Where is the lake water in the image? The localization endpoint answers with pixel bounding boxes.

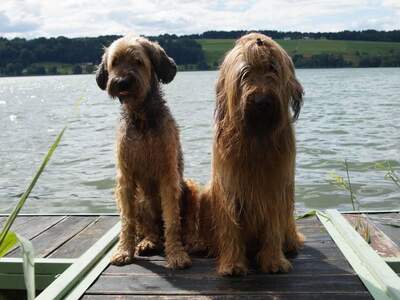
[0,69,399,214]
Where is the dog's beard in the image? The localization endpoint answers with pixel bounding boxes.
[107,72,148,104]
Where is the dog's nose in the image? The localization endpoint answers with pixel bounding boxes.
[116,77,131,91]
[253,94,272,104]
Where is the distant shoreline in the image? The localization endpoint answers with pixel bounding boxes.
[1,33,400,76]
[2,65,400,79]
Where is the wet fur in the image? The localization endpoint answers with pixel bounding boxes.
[193,33,305,275]
[96,35,191,269]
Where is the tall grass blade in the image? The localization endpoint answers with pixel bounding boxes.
[0,126,66,247]
[344,159,356,210]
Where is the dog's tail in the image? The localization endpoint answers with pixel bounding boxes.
[180,179,212,254]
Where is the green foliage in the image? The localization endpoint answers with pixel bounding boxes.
[327,160,372,243]
[328,160,358,211]
[296,210,318,220]
[375,161,400,188]
[1,32,400,76]
[296,209,328,220]
[197,38,400,69]
[0,231,17,257]
[72,64,82,74]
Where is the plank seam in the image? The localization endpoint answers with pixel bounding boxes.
[44,216,102,258]
[6,215,68,256]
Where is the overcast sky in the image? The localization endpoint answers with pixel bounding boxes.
[1,0,399,39]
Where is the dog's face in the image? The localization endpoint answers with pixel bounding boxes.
[216,33,303,135]
[96,35,177,104]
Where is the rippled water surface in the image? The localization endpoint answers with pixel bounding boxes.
[0,69,399,213]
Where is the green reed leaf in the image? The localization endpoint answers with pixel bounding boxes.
[0,231,17,257]
[296,210,318,220]
[0,126,67,247]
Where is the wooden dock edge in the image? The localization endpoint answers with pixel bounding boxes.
[318,209,400,300]
[35,221,120,300]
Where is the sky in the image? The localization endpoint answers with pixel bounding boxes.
[0,0,399,39]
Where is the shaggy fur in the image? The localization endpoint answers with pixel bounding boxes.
[206,33,305,275]
[96,35,192,269]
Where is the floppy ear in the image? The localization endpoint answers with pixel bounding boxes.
[141,38,177,84]
[286,58,304,121]
[96,52,108,90]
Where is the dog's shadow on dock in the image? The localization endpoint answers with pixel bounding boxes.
[105,243,357,295]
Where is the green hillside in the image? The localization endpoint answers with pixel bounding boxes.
[197,39,400,67]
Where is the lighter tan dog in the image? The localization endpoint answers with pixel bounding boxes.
[96,35,192,269]
[206,33,305,276]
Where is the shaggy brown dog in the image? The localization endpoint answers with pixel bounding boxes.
[207,32,305,276]
[96,35,191,269]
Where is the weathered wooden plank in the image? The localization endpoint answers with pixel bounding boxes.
[8,216,97,258]
[86,274,367,295]
[4,216,66,257]
[345,214,400,258]
[367,213,400,246]
[104,257,354,276]
[49,216,119,258]
[82,292,372,300]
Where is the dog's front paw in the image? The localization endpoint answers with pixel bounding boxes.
[166,250,192,269]
[135,238,162,256]
[258,255,292,273]
[217,261,248,276]
[110,249,135,266]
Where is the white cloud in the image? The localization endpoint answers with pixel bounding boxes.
[0,0,398,38]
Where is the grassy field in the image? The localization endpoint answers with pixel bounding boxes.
[197,39,400,66]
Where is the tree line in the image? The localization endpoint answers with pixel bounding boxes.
[1,30,400,76]
[185,29,400,42]
[0,35,207,76]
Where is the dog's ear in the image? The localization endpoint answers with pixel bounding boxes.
[288,76,303,121]
[96,51,108,90]
[287,59,304,121]
[141,39,177,84]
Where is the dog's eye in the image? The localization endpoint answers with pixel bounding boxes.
[111,59,119,67]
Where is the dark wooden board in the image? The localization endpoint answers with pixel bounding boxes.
[82,293,372,299]
[49,216,119,258]
[86,273,367,295]
[4,216,66,257]
[104,257,354,276]
[122,240,345,263]
[8,216,97,258]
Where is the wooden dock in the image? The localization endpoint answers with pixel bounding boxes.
[0,211,399,299]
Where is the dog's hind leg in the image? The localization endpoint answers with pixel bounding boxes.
[135,182,163,256]
[160,177,192,269]
[111,173,137,265]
